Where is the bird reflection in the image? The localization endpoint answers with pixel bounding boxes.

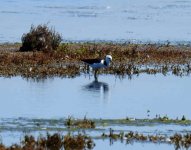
[82,79,109,100]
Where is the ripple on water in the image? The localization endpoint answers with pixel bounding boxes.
[1,0,191,42]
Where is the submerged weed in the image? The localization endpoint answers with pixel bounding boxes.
[101,129,191,149]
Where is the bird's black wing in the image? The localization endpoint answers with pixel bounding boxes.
[81,58,102,64]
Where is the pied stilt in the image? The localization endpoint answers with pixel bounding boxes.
[82,55,112,80]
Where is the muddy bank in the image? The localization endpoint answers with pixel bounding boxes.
[0,43,191,78]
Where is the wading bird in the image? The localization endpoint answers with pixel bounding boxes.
[82,55,112,80]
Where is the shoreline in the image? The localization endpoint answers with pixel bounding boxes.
[0,43,191,78]
[1,39,191,45]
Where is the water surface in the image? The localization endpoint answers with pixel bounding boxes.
[0,0,191,43]
[0,74,191,149]
[0,74,190,119]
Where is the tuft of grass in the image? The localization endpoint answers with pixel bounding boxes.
[65,116,95,129]
[63,134,95,150]
[46,133,63,150]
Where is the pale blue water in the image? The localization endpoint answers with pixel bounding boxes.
[0,74,190,119]
[95,140,174,150]
[0,74,191,149]
[0,0,191,43]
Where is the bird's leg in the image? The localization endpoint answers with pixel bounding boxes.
[87,65,90,74]
[87,65,91,79]
[94,69,98,81]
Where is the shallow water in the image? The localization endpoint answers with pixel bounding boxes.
[0,0,191,43]
[0,74,190,119]
[95,140,175,150]
[0,74,191,149]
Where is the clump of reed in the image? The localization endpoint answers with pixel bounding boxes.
[102,130,165,144]
[65,116,95,129]
[102,129,191,149]
[0,133,94,150]
[170,133,191,150]
[64,134,95,150]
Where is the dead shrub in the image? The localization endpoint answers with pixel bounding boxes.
[20,24,62,52]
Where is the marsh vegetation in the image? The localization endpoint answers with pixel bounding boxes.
[0,43,191,79]
[1,117,191,150]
